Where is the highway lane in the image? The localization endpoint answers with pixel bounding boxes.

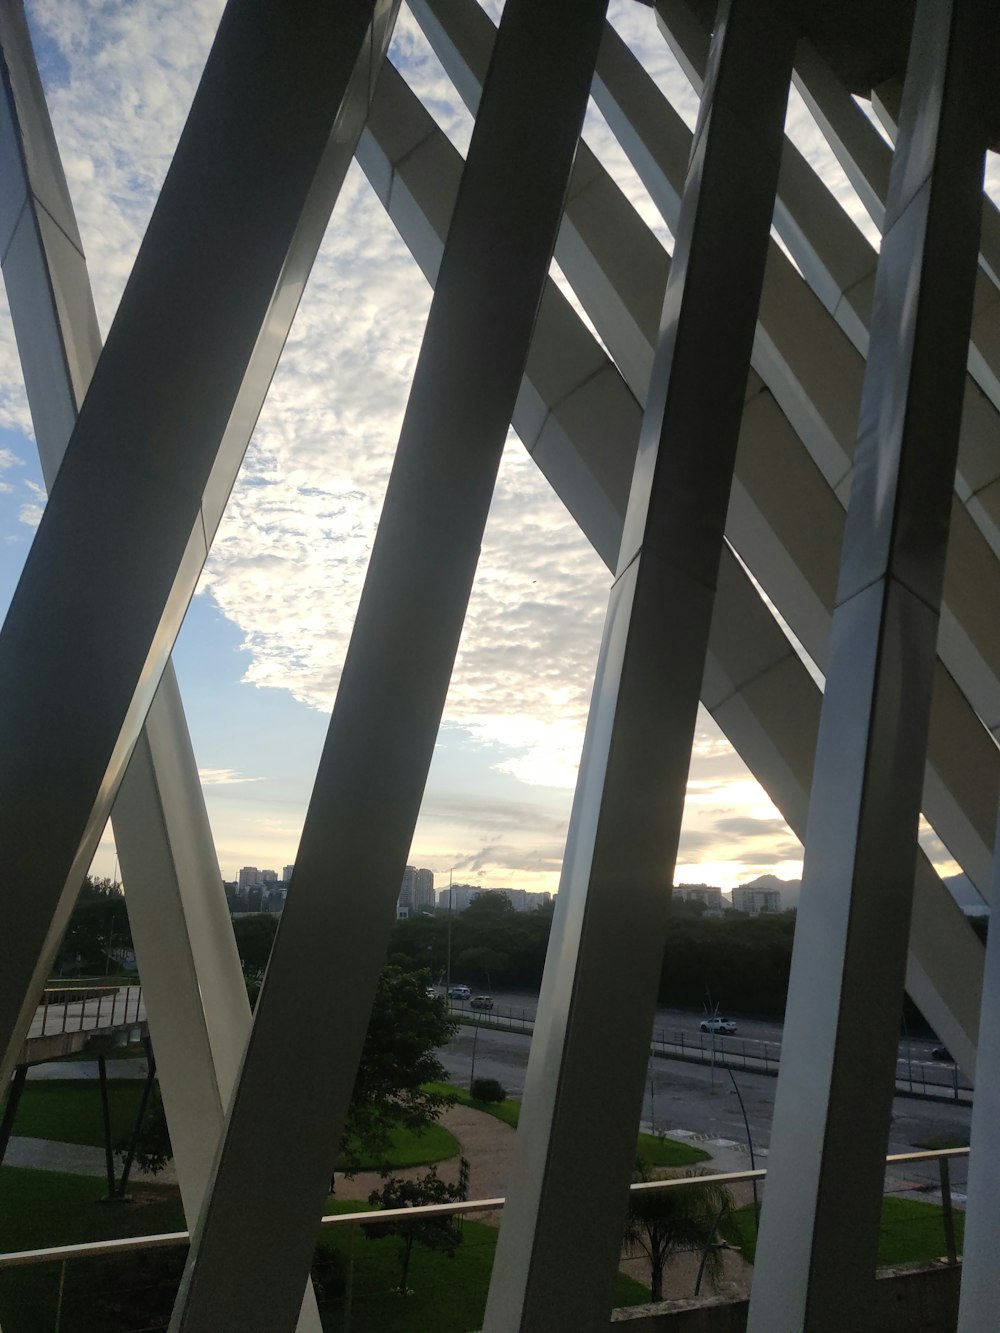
[438,986,950,1070]
[437,1023,972,1197]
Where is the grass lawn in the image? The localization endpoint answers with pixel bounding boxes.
[725,1195,964,1267]
[10,1078,457,1172]
[0,1169,648,1333]
[340,1120,460,1172]
[425,1082,521,1130]
[317,1201,649,1331]
[10,1079,146,1148]
[636,1131,709,1168]
[0,1164,186,1333]
[425,1084,708,1166]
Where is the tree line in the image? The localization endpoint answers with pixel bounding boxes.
[60,877,963,1027]
[387,895,800,1018]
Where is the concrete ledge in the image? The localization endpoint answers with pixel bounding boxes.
[610,1262,960,1330]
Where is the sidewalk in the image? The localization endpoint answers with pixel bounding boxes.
[4,1133,177,1185]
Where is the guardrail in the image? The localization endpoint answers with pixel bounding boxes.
[0,1145,968,1272]
[446,1001,972,1101]
[29,986,145,1040]
[0,1148,967,1331]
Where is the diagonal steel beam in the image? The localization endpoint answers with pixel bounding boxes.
[659,0,1000,568]
[0,0,402,1094]
[476,1,801,1324]
[169,2,609,1328]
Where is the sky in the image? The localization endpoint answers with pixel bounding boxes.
[0,0,975,897]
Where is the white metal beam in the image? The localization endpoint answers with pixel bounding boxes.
[169,3,609,1327]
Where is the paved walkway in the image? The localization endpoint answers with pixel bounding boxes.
[4,1134,178,1185]
[333,1103,514,1221]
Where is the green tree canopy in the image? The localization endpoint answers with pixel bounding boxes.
[465,891,514,916]
[364,1168,463,1293]
[339,966,456,1174]
[231,912,279,972]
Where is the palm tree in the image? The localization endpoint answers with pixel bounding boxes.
[624,1158,733,1303]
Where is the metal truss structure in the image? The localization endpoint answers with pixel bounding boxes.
[1,0,998,1328]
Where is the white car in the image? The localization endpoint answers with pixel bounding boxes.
[700,1016,737,1035]
[447,984,471,1000]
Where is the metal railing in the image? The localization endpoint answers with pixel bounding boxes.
[448,1001,972,1101]
[29,986,145,1040]
[0,1145,968,1272]
[0,1146,968,1333]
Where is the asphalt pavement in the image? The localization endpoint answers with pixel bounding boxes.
[437,1017,972,1200]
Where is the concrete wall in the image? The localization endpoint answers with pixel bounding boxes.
[611,1263,960,1331]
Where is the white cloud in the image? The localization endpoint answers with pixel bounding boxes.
[17,503,43,527]
[198,768,262,786]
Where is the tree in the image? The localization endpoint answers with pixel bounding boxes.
[58,876,133,975]
[465,891,514,916]
[116,1083,172,1176]
[454,945,511,988]
[338,966,457,1174]
[624,1160,733,1303]
[231,912,279,973]
[120,966,455,1185]
[364,1169,463,1293]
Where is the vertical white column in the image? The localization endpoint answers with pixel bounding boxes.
[747,4,994,1330]
[169,2,609,1329]
[481,4,799,1329]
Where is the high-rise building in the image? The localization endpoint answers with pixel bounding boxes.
[238,866,260,891]
[673,884,724,913]
[437,883,479,913]
[261,868,277,883]
[731,885,782,915]
[413,867,435,909]
[282,864,295,884]
[396,864,416,915]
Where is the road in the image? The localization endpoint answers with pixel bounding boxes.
[438,1023,972,1198]
[439,987,963,1095]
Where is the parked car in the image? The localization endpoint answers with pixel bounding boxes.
[931,1045,954,1062]
[700,1016,737,1035]
[447,984,471,999]
[470,995,494,1011]
[425,987,437,999]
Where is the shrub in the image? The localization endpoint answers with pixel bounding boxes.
[471,1077,506,1104]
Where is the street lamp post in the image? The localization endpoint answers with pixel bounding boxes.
[445,868,453,1002]
[469,1019,480,1092]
